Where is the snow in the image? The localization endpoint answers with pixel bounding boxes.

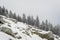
[31,34,47,40]
[0,32,15,40]
[0,15,59,40]
[3,18,15,24]
[16,22,28,29]
[39,31,51,34]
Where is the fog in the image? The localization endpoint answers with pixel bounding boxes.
[0,0,60,25]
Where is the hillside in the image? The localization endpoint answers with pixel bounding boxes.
[0,15,60,40]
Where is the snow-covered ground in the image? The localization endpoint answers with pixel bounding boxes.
[0,15,60,40]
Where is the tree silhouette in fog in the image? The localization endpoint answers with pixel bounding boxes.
[0,6,60,36]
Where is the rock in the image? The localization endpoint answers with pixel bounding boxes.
[0,27,15,37]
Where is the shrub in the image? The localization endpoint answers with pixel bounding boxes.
[14,32,18,35]
[0,21,3,24]
[22,31,31,37]
[17,36,22,39]
[9,38,12,40]
[31,31,54,40]
[1,27,15,37]
[48,38,54,40]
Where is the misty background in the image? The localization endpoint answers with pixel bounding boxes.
[0,0,60,25]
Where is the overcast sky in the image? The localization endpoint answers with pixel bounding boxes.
[0,0,60,25]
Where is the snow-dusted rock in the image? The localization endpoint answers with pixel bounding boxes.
[0,15,59,40]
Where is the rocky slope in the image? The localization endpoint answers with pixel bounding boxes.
[0,15,60,40]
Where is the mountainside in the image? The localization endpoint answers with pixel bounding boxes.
[0,15,60,40]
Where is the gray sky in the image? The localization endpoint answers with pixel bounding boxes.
[0,0,60,25]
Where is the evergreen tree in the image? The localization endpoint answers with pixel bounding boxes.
[22,13,26,23]
[2,6,5,16]
[45,19,49,31]
[27,16,31,25]
[31,16,35,26]
[0,6,2,15]
[35,16,40,28]
[53,25,60,36]
[13,13,17,19]
[9,10,13,18]
[17,15,22,22]
[5,9,8,17]
[48,23,53,31]
[41,21,45,30]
